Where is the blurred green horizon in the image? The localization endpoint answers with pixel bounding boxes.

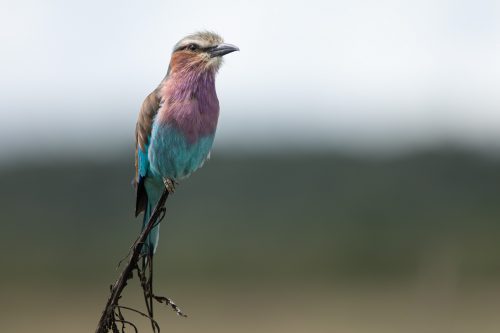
[2,147,500,281]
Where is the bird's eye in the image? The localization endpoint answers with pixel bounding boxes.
[187,44,198,51]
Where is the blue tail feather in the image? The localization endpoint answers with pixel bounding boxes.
[141,201,160,255]
[141,178,163,255]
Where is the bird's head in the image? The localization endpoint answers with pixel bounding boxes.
[168,31,239,75]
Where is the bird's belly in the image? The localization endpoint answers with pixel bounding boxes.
[148,124,215,180]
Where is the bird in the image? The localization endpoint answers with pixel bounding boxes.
[134,31,238,256]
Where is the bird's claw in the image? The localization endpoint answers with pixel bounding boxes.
[163,178,177,193]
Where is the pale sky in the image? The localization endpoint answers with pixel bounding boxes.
[1,0,499,157]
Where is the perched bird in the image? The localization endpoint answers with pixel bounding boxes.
[134,31,238,255]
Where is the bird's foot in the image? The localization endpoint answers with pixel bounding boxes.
[163,178,177,193]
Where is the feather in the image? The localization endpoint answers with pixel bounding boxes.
[134,89,160,215]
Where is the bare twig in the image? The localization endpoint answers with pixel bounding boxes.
[151,294,187,317]
[118,306,161,332]
[95,188,170,333]
[115,319,139,333]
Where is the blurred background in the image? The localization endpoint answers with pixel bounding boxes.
[1,0,500,332]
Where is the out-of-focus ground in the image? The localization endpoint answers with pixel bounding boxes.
[1,149,500,332]
[4,285,500,333]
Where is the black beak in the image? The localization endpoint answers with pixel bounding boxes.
[209,43,239,57]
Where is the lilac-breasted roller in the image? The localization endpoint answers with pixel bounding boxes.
[134,32,238,255]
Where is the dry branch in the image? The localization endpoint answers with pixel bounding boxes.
[95,187,177,333]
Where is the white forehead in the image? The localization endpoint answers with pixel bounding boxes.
[174,31,224,50]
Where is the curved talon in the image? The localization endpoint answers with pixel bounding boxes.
[163,178,177,193]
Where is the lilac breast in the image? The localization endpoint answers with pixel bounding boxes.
[157,71,220,144]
